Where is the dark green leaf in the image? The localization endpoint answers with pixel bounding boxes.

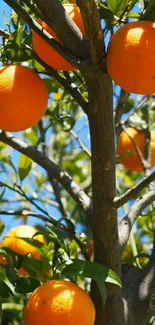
[15,277,40,294]
[43,78,59,93]
[124,97,134,114]
[0,282,12,298]
[140,0,155,20]
[94,276,107,305]
[98,7,114,20]
[47,226,70,255]
[0,188,5,201]
[62,259,122,287]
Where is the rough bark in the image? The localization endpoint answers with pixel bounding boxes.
[121,256,155,325]
[85,71,123,325]
[34,0,89,60]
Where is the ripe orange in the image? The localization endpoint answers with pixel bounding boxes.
[24,279,95,325]
[0,225,46,276]
[32,4,85,71]
[0,65,48,132]
[106,21,155,95]
[117,127,155,171]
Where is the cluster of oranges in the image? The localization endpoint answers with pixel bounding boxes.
[0,225,95,325]
[0,4,85,133]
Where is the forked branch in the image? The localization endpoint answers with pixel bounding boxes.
[0,131,91,217]
[119,190,155,250]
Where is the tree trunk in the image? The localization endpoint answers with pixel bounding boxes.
[85,71,124,325]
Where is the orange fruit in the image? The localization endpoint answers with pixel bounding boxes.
[32,4,85,71]
[0,225,46,276]
[106,21,155,94]
[24,279,95,325]
[117,127,155,171]
[0,65,48,132]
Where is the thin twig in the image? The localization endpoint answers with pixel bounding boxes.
[0,209,51,223]
[121,96,147,125]
[113,170,155,208]
[0,181,56,223]
[0,197,59,207]
[70,129,91,158]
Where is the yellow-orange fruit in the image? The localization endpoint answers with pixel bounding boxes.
[0,65,48,132]
[0,225,46,276]
[107,21,155,94]
[24,280,95,325]
[118,127,155,171]
[32,4,85,71]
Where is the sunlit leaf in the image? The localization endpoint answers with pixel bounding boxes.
[18,154,32,181]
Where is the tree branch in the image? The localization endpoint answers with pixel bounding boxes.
[3,0,90,72]
[114,89,129,144]
[33,0,89,60]
[0,28,9,38]
[77,0,106,70]
[119,190,155,251]
[113,170,155,208]
[0,131,91,217]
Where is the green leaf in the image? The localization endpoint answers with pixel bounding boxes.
[98,6,114,20]
[94,276,107,304]
[62,259,122,286]
[106,0,127,17]
[140,0,155,20]
[0,282,12,298]
[18,154,32,181]
[0,188,5,201]
[124,97,134,114]
[15,277,40,294]
[24,128,38,145]
[0,222,5,236]
[62,259,121,304]
[0,268,6,283]
[43,78,59,93]
[2,28,32,62]
[21,255,44,274]
[46,225,69,255]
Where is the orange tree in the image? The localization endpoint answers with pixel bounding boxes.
[0,1,155,325]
